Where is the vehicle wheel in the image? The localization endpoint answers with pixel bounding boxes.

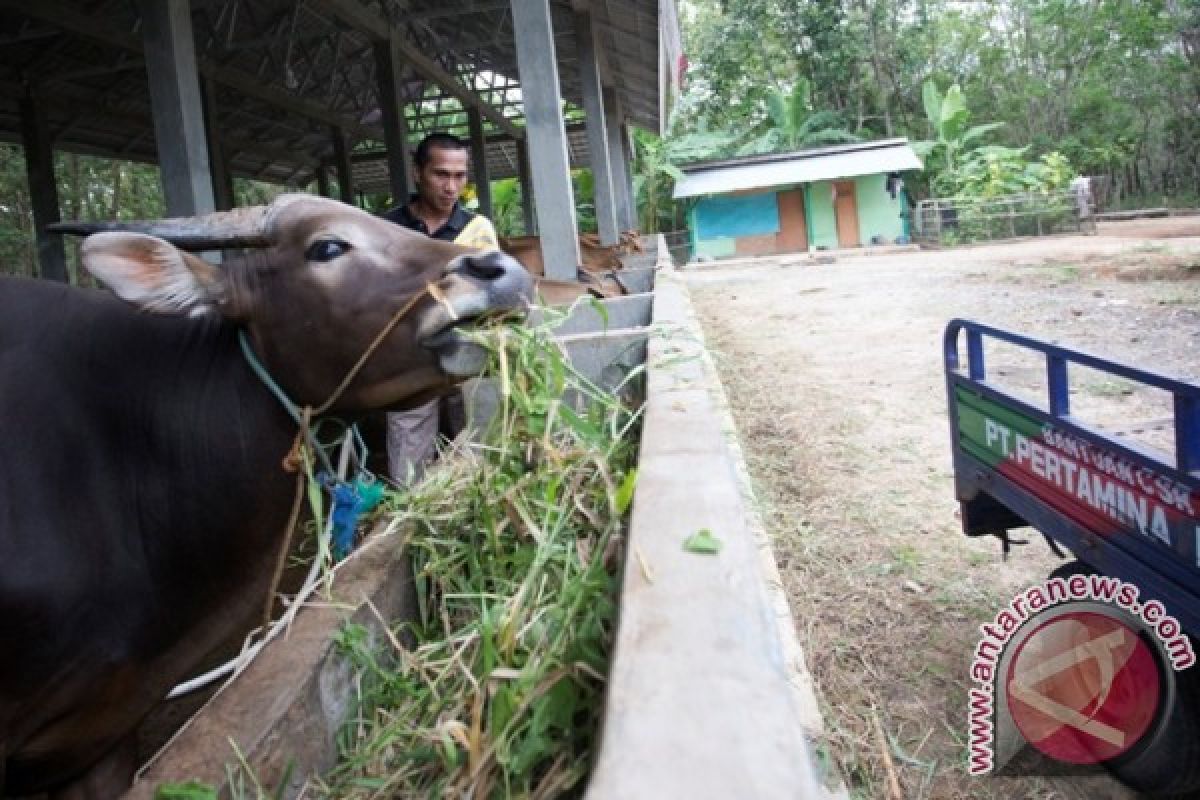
[1103,652,1200,797]
[1046,560,1200,796]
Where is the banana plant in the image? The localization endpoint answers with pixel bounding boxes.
[913,80,1005,195]
[736,78,859,156]
[631,130,686,233]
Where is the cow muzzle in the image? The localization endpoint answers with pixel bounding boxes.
[420,250,534,377]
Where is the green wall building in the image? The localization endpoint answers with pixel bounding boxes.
[673,139,923,260]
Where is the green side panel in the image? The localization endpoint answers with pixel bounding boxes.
[808,180,838,249]
[854,173,906,245]
[955,387,1044,467]
[694,237,737,259]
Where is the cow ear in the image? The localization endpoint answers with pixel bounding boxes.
[81,232,226,316]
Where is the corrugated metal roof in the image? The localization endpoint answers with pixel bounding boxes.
[0,0,679,192]
[673,139,923,198]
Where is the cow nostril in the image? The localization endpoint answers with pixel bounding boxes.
[464,254,508,282]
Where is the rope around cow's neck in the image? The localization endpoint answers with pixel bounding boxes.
[165,281,461,702]
[241,281,452,640]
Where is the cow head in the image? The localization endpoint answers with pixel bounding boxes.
[54,195,533,411]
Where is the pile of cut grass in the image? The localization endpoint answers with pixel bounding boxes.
[320,314,642,799]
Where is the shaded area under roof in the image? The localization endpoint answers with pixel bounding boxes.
[352,123,594,193]
[673,139,923,199]
[0,0,679,192]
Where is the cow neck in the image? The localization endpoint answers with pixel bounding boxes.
[235,282,437,633]
[237,330,334,477]
[240,282,438,423]
[237,330,303,426]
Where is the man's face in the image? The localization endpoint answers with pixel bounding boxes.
[415,146,469,215]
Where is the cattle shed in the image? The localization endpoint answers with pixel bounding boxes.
[0,0,683,281]
[673,138,923,260]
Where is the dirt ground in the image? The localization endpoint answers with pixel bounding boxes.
[685,216,1200,800]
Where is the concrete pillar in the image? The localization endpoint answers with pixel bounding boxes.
[511,0,580,278]
[374,37,414,205]
[516,138,536,235]
[138,0,216,217]
[315,163,331,197]
[619,121,638,231]
[330,125,355,205]
[467,109,493,219]
[200,76,235,210]
[604,88,635,233]
[18,91,67,282]
[575,12,618,245]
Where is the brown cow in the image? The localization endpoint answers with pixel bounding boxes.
[499,230,642,274]
[0,194,532,798]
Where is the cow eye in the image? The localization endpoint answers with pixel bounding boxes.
[306,238,350,262]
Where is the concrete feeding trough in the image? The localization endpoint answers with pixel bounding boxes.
[126,236,839,799]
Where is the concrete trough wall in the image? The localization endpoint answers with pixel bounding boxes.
[128,534,416,798]
[584,243,837,800]
[125,237,835,799]
[614,267,654,294]
[527,292,652,336]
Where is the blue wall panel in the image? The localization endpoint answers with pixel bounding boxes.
[694,192,780,239]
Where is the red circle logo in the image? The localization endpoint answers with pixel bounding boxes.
[1005,610,1161,764]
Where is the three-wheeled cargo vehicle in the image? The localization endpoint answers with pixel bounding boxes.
[946,318,1200,796]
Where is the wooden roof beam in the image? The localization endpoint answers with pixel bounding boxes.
[312,0,522,139]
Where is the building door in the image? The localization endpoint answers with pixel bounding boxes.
[834,181,860,248]
[776,188,808,252]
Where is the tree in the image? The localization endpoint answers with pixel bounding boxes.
[736,79,860,156]
[631,130,685,233]
[913,81,1005,196]
[671,0,1197,208]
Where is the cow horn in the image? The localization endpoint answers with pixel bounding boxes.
[48,205,273,251]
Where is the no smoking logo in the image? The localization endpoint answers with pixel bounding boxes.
[1005,610,1161,764]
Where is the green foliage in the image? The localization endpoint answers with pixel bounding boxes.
[0,146,167,282]
[154,781,218,800]
[956,146,1036,197]
[489,177,525,237]
[572,168,597,234]
[674,0,1199,207]
[736,80,860,156]
[664,129,740,164]
[0,145,34,278]
[913,80,1010,196]
[914,80,1076,199]
[631,130,686,233]
[628,76,860,233]
[323,313,641,798]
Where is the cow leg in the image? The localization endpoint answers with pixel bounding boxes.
[48,735,137,800]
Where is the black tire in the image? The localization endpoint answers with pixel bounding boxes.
[1102,631,1200,797]
[1047,560,1200,797]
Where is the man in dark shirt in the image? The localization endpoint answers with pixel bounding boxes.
[382,133,498,483]
[383,133,499,249]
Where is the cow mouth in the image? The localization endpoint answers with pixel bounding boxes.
[419,314,504,377]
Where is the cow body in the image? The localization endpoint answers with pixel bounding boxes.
[498,231,642,275]
[0,277,297,794]
[0,195,531,797]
